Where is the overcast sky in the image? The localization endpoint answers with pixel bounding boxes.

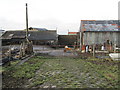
[0,0,119,34]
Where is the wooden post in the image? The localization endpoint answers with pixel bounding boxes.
[19,43,23,59]
[8,45,11,66]
[74,42,76,50]
[93,44,95,57]
[114,44,116,53]
[25,3,33,54]
[30,41,33,53]
[23,42,25,56]
[80,31,82,52]
[26,3,28,39]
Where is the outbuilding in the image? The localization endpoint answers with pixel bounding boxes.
[2,29,58,45]
[79,20,120,52]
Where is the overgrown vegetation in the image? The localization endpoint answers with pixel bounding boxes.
[2,55,119,88]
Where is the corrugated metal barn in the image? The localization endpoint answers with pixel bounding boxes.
[2,30,58,45]
[79,20,120,51]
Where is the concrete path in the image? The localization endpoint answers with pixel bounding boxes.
[33,45,78,57]
[35,50,78,57]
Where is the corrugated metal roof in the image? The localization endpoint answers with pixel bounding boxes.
[29,27,48,31]
[81,20,119,31]
[81,20,118,24]
[2,30,57,40]
[0,30,5,31]
[2,31,26,39]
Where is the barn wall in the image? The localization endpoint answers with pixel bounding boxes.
[83,32,120,46]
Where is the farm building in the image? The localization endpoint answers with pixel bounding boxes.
[58,35,78,48]
[0,29,5,47]
[0,30,5,64]
[2,29,58,45]
[68,32,78,35]
[79,20,120,52]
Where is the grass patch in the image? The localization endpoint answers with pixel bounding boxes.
[85,58,119,88]
[2,56,45,88]
[2,55,119,88]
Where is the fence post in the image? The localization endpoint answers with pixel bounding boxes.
[8,45,11,66]
[93,44,95,57]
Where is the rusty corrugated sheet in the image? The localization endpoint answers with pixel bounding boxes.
[81,20,119,31]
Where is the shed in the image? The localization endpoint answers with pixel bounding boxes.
[79,20,120,51]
